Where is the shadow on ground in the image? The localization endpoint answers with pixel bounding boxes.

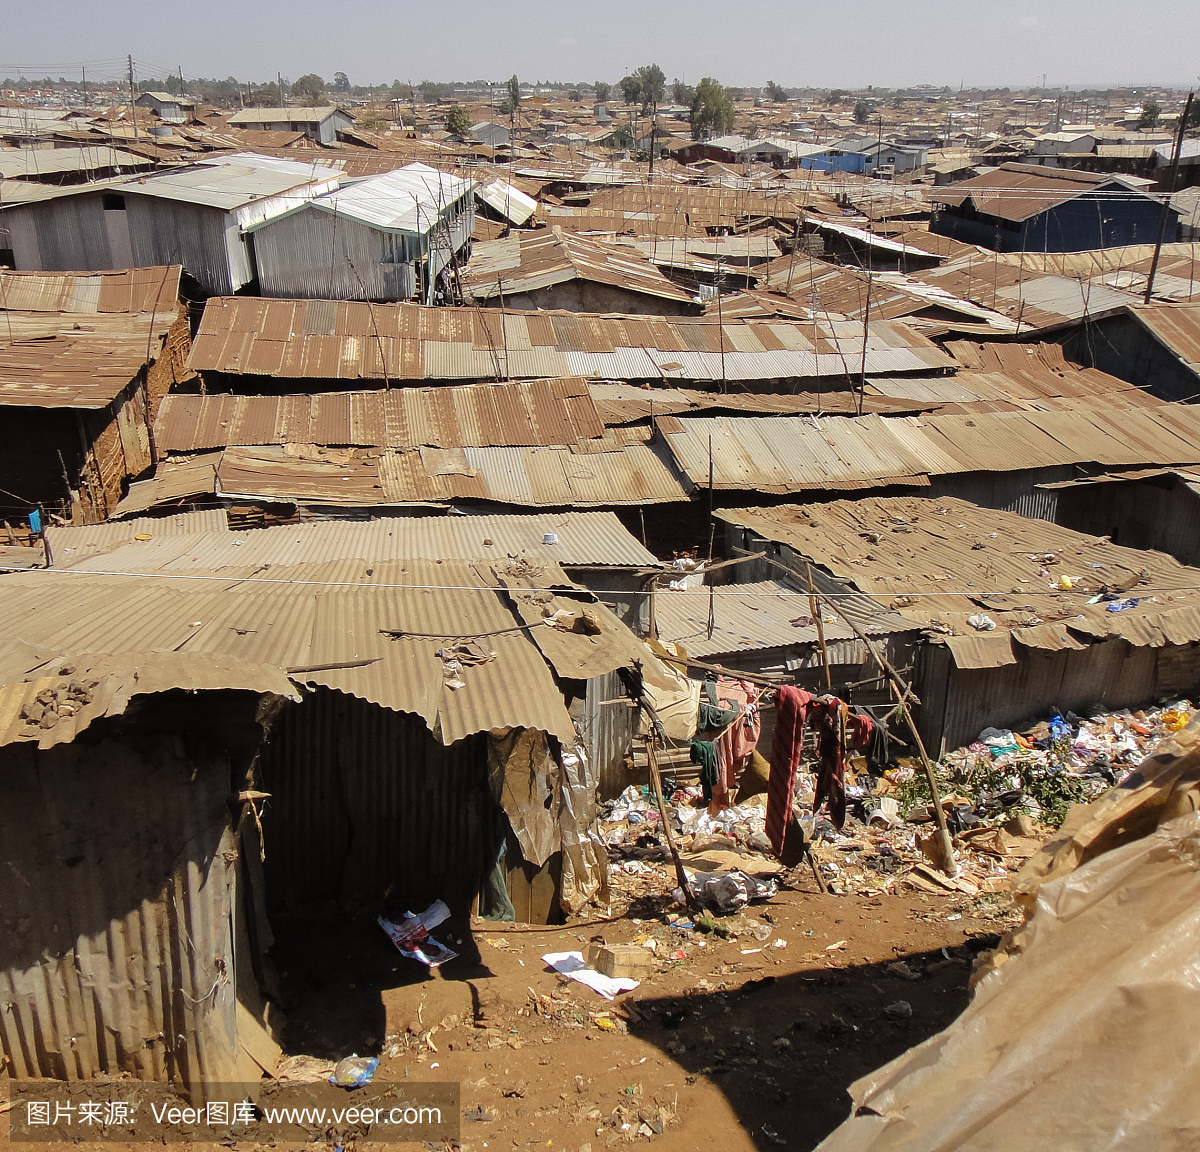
[622,938,996,1151]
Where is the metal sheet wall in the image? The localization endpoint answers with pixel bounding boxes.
[253,209,403,301]
[584,670,637,800]
[257,688,487,913]
[917,637,1200,753]
[0,737,240,1098]
[12,192,115,271]
[125,195,236,296]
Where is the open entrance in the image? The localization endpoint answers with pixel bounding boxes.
[251,688,569,1059]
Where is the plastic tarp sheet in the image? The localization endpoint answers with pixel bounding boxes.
[816,719,1200,1152]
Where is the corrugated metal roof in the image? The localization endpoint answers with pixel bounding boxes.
[0,146,153,178]
[0,651,298,748]
[212,438,689,507]
[1128,302,1200,375]
[111,457,219,518]
[659,404,1200,493]
[0,268,181,408]
[226,107,345,124]
[154,379,604,452]
[0,557,582,744]
[0,266,181,314]
[255,162,474,235]
[464,230,696,304]
[716,495,1200,662]
[931,163,1154,223]
[475,177,538,225]
[122,154,340,212]
[45,509,229,562]
[188,297,954,383]
[652,578,913,657]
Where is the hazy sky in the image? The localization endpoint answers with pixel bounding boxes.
[3,0,1198,90]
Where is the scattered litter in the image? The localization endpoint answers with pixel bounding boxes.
[378,900,458,968]
[542,951,640,1000]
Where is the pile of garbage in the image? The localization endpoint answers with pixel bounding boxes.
[597,700,1194,909]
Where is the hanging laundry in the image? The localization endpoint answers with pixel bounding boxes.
[812,698,874,829]
[708,678,762,810]
[766,686,814,856]
[690,739,718,802]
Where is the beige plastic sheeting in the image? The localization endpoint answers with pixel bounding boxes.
[816,810,1200,1151]
[488,728,561,868]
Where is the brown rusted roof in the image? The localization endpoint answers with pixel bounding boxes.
[154,379,604,452]
[0,267,182,408]
[0,266,181,315]
[716,495,1200,664]
[187,297,954,383]
[931,163,1152,224]
[463,229,696,305]
[657,404,1200,493]
[1126,302,1200,378]
[212,437,689,508]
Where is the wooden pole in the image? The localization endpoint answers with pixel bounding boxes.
[805,560,832,690]
[739,545,958,875]
[645,731,701,910]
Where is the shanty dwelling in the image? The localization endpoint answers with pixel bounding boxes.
[183,295,958,393]
[1059,301,1200,404]
[0,146,156,187]
[1036,469,1200,567]
[0,153,342,295]
[0,652,301,1105]
[650,400,1200,527]
[463,229,703,315]
[133,91,196,124]
[0,266,191,524]
[246,163,475,303]
[467,121,510,148]
[650,577,922,751]
[138,380,694,540]
[930,163,1176,252]
[715,497,1200,756]
[859,141,929,175]
[225,106,355,145]
[0,513,674,1098]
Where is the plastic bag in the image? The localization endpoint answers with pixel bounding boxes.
[329,1056,379,1088]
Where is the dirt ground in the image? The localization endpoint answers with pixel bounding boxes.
[269,874,1012,1152]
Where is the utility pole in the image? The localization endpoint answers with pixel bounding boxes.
[1144,89,1194,304]
[178,64,184,101]
[278,72,285,107]
[127,54,139,140]
[81,64,86,110]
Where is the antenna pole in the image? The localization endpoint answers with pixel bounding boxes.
[128,55,139,140]
[1144,90,1193,305]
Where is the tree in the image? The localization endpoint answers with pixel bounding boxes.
[419,80,449,103]
[292,73,325,104]
[249,82,284,107]
[635,63,665,112]
[568,88,581,101]
[619,74,643,106]
[1139,98,1161,128]
[854,100,872,124]
[672,78,693,105]
[594,80,611,103]
[689,77,735,140]
[765,80,788,103]
[826,88,848,105]
[506,73,521,109]
[333,71,350,93]
[445,104,472,136]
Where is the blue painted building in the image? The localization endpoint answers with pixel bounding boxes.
[931,163,1176,252]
